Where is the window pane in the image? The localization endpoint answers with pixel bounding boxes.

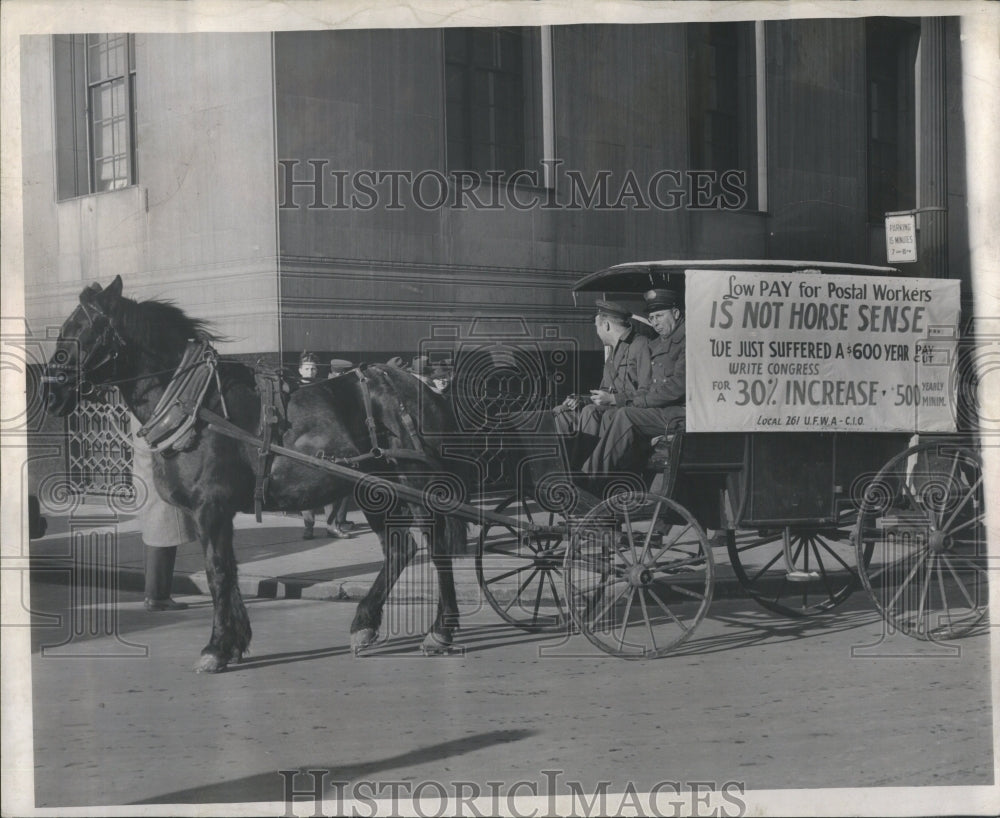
[91,79,125,123]
[87,34,127,82]
[94,157,116,192]
[470,141,492,171]
[471,29,494,67]
[86,35,105,79]
[445,27,536,176]
[687,21,756,206]
[498,30,521,69]
[446,101,466,143]
[866,18,917,219]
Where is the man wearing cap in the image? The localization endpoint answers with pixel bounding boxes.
[298,351,319,385]
[630,313,659,341]
[322,358,357,537]
[583,287,686,477]
[409,355,435,388]
[431,362,452,394]
[329,358,354,378]
[295,351,325,538]
[553,299,652,468]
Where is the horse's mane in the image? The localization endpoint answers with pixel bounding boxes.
[115,296,223,358]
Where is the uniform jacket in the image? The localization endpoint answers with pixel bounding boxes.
[626,320,685,408]
[599,328,652,401]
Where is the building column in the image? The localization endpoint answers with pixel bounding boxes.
[916,17,948,279]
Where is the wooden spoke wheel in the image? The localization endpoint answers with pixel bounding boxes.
[854,441,988,640]
[476,494,570,632]
[726,516,871,617]
[564,491,714,659]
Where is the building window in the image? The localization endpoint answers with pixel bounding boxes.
[866,18,917,222]
[53,33,136,200]
[687,22,758,209]
[444,27,542,179]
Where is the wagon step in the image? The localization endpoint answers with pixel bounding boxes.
[782,527,820,582]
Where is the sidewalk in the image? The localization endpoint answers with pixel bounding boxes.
[27,498,796,605]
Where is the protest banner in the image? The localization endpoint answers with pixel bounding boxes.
[686,271,960,432]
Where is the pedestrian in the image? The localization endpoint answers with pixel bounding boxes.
[325,358,356,538]
[431,362,452,394]
[297,350,319,386]
[410,355,436,388]
[296,351,328,539]
[130,414,196,611]
[328,358,354,378]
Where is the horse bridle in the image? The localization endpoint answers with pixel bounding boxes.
[43,299,127,397]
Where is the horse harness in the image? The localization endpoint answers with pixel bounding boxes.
[138,339,433,521]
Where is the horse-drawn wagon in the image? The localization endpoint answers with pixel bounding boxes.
[476,259,987,657]
[42,260,988,668]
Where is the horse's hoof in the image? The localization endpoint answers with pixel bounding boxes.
[421,631,454,655]
[351,628,377,655]
[194,653,227,673]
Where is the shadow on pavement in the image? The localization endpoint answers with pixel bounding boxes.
[665,604,884,658]
[355,621,562,657]
[132,729,538,805]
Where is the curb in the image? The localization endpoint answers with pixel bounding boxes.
[186,564,823,606]
[30,560,203,598]
[35,553,862,609]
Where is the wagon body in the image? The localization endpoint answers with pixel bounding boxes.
[533,258,986,654]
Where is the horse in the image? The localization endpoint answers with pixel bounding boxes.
[43,276,472,672]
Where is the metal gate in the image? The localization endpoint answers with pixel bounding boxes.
[66,393,133,495]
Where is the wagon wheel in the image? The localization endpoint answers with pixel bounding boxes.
[726,515,872,617]
[476,494,570,632]
[564,491,714,659]
[854,441,988,640]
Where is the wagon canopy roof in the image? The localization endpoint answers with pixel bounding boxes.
[573,259,900,293]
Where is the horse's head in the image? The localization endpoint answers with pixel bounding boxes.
[43,275,127,416]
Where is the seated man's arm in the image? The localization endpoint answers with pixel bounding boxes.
[627,337,652,397]
[628,339,685,409]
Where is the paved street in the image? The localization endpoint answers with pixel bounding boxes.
[20,575,995,813]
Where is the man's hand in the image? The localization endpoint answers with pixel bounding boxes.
[561,395,584,411]
[590,389,616,406]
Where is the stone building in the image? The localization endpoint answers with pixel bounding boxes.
[18,17,970,491]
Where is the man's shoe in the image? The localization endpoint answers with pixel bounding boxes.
[326,523,353,539]
[144,597,189,612]
[302,527,315,540]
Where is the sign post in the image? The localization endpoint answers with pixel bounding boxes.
[885,212,918,263]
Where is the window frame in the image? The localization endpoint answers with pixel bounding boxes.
[686,20,763,211]
[53,32,137,200]
[443,26,548,188]
[865,17,918,223]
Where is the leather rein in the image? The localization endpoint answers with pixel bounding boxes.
[137,340,432,519]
